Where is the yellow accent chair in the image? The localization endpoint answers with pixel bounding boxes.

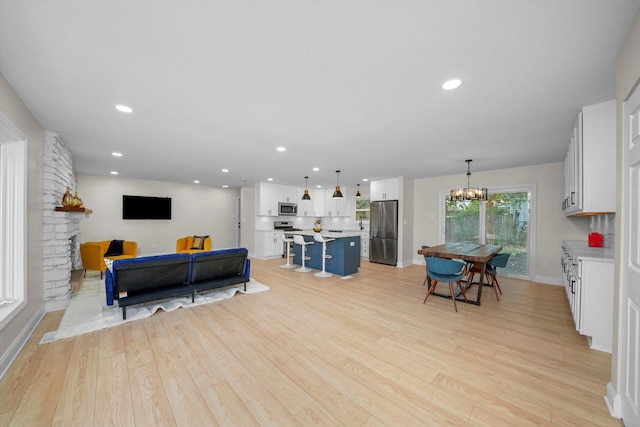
[176,235,211,254]
[80,240,137,279]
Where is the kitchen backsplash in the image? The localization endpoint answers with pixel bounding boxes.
[589,214,615,248]
[255,215,365,231]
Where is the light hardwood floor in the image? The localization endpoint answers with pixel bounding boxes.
[0,258,622,426]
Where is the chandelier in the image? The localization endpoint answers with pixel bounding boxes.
[450,159,488,201]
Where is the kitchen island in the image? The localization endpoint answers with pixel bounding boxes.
[288,231,361,276]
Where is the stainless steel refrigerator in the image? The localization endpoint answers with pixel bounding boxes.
[369,200,398,266]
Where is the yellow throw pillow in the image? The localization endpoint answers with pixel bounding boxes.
[190,235,208,250]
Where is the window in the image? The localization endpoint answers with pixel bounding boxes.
[355,197,370,222]
[0,113,27,328]
[441,184,536,279]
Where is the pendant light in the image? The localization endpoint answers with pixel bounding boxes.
[302,176,311,200]
[355,183,361,198]
[450,159,488,201]
[332,170,343,199]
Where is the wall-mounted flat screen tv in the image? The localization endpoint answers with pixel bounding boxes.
[122,195,172,220]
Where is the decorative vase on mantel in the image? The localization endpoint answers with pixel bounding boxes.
[61,186,73,207]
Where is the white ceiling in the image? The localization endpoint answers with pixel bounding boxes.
[0,1,638,190]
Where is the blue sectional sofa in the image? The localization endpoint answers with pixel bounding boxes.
[105,248,251,319]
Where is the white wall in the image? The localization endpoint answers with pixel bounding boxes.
[412,162,589,284]
[77,174,240,255]
[399,177,415,267]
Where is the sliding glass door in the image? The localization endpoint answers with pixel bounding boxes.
[443,186,533,278]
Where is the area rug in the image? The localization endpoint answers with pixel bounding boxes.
[41,276,269,343]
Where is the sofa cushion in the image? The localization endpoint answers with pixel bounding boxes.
[191,248,248,283]
[114,253,191,293]
[104,239,124,256]
[191,235,209,250]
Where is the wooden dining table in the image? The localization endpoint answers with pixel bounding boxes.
[417,242,503,305]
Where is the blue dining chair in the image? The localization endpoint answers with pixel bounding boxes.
[421,245,431,286]
[424,256,468,312]
[466,253,511,300]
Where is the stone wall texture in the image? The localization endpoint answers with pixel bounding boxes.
[42,131,81,311]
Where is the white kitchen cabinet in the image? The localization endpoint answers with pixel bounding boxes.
[371,178,399,201]
[323,187,349,217]
[562,100,616,215]
[255,231,282,259]
[278,185,297,203]
[297,188,314,216]
[360,231,369,258]
[561,240,614,352]
[256,182,279,216]
[313,189,325,217]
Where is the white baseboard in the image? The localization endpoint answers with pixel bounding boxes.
[531,275,563,286]
[0,304,45,380]
[605,382,622,419]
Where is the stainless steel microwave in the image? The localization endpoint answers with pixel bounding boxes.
[278,202,297,216]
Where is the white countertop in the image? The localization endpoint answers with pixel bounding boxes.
[285,230,363,238]
[563,240,614,261]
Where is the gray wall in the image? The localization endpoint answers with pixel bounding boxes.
[0,72,45,376]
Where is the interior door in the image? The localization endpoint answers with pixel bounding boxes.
[622,82,640,426]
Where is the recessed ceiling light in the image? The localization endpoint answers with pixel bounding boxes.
[115,104,133,113]
[267,178,273,181]
[276,146,286,152]
[222,168,229,173]
[442,79,462,90]
[110,171,118,175]
[222,185,229,188]
[313,167,319,172]
[112,152,123,157]
[316,185,322,188]
[363,178,369,182]
[194,180,200,184]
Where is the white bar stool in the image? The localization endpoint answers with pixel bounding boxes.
[293,234,314,273]
[280,233,297,269]
[313,232,335,277]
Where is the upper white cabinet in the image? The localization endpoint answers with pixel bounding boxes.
[256,182,278,216]
[323,187,350,217]
[563,100,616,216]
[371,178,399,201]
[297,187,319,217]
[313,189,325,217]
[256,183,308,216]
[255,182,352,217]
[278,185,297,203]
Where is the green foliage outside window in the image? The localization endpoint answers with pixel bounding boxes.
[355,198,370,221]
[446,192,529,275]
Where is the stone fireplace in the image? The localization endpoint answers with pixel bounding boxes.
[43,131,87,311]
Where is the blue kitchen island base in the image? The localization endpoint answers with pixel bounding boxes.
[292,233,361,276]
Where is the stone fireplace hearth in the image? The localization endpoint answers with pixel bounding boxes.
[43,131,88,311]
